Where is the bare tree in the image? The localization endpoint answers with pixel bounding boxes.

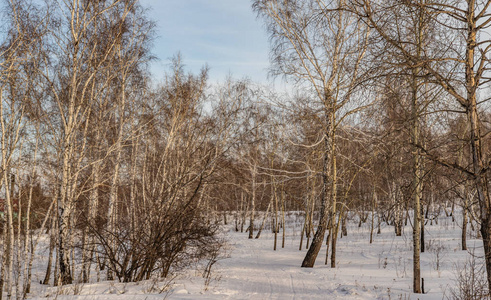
[254,0,370,268]
[27,0,152,285]
[0,0,46,296]
[352,0,491,291]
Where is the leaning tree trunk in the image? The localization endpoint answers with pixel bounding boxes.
[302,110,333,267]
[302,146,329,267]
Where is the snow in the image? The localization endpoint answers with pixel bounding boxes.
[26,211,485,299]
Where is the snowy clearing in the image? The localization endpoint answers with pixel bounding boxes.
[27,211,484,299]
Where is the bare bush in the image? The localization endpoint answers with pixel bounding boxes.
[91,200,222,283]
[427,239,447,276]
[84,59,232,284]
[448,253,489,300]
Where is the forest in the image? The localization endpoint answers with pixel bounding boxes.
[0,0,491,299]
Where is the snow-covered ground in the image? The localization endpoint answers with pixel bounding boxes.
[27,211,486,299]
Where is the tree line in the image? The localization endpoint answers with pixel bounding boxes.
[0,0,491,298]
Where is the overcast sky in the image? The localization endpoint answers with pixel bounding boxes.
[139,0,271,84]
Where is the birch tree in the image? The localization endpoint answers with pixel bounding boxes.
[32,0,150,285]
[0,0,45,296]
[254,0,370,268]
[352,0,491,291]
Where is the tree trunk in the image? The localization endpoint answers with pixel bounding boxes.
[341,211,348,237]
[240,192,245,233]
[255,201,271,239]
[464,2,491,289]
[392,182,402,236]
[421,203,425,253]
[281,188,286,248]
[462,190,468,251]
[411,63,423,295]
[324,229,331,266]
[306,179,316,249]
[329,140,338,268]
[302,110,334,267]
[273,175,279,250]
[299,218,305,251]
[370,189,376,244]
[82,127,102,283]
[302,148,329,267]
[249,164,256,239]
